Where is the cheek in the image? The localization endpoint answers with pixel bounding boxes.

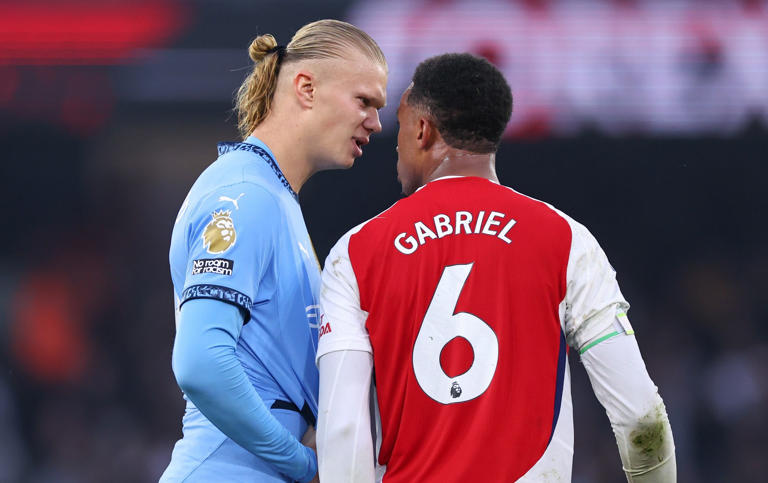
[336,97,362,121]
[397,153,413,181]
[330,103,362,134]
[397,128,409,151]
[354,109,368,127]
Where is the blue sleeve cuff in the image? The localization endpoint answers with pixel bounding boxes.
[295,446,318,483]
[180,283,252,322]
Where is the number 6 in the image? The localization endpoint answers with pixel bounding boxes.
[412,263,499,404]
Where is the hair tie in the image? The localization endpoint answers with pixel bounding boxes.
[267,45,287,65]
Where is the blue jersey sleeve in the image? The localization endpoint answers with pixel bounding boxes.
[179,183,279,320]
[173,298,317,482]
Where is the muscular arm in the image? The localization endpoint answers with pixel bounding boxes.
[172,298,317,483]
[317,350,375,483]
[580,333,676,482]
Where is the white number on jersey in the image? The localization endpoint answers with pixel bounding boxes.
[412,263,499,404]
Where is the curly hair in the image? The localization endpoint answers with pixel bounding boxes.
[408,53,512,153]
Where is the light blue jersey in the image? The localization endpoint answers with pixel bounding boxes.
[164,137,321,481]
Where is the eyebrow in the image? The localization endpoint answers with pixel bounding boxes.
[365,82,387,109]
[371,92,386,109]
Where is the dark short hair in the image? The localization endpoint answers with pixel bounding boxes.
[408,53,512,153]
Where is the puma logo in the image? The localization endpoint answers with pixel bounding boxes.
[218,193,245,210]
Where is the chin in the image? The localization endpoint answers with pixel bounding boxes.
[339,150,358,169]
[319,155,355,171]
[341,155,357,169]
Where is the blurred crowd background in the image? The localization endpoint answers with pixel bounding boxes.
[0,0,766,482]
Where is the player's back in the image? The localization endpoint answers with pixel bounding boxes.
[347,176,573,482]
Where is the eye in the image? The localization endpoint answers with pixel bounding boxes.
[358,96,370,107]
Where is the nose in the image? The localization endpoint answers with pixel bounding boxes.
[365,108,383,134]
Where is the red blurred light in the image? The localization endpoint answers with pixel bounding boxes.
[11,274,89,384]
[0,1,188,65]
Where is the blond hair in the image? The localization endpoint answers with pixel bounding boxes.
[235,19,386,139]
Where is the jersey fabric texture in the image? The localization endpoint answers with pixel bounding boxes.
[317,176,628,482]
[165,136,321,480]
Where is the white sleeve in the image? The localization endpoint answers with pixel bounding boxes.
[317,225,372,361]
[561,214,632,351]
[317,350,375,483]
[581,334,676,482]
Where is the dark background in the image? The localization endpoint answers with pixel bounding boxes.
[1,1,766,482]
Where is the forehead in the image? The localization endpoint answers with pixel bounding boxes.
[321,53,387,101]
[397,85,413,116]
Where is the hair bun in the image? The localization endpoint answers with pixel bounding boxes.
[248,34,278,63]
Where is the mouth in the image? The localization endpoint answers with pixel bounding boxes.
[352,136,369,157]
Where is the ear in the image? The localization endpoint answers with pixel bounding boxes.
[417,117,437,150]
[293,70,315,108]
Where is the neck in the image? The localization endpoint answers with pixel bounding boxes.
[426,147,498,185]
[250,118,313,194]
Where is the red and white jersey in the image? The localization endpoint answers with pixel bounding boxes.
[317,176,628,482]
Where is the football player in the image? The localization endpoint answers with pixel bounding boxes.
[316,53,675,482]
[162,20,387,482]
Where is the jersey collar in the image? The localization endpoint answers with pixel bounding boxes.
[217,137,299,201]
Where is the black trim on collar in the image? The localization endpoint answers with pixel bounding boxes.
[217,142,298,201]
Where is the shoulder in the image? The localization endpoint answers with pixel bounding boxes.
[191,179,281,218]
[183,180,284,254]
[188,142,282,209]
[544,205,615,287]
[216,141,293,194]
[537,203,598,253]
[497,184,574,224]
[492,184,594,247]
